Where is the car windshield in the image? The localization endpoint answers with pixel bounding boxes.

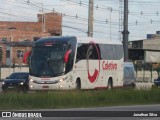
[124,67,135,80]
[8,73,28,79]
[30,45,67,77]
[157,76,160,81]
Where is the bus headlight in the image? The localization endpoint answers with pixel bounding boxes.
[30,79,33,82]
[2,82,5,85]
[59,79,63,82]
[20,82,24,85]
[59,76,68,82]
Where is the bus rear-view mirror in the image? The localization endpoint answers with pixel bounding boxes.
[23,51,31,64]
[64,50,72,63]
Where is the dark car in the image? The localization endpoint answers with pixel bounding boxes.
[2,72,29,93]
[154,76,160,86]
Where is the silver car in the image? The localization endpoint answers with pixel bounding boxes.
[123,62,136,88]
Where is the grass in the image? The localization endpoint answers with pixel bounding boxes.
[0,88,160,110]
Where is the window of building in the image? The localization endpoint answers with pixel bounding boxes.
[2,38,7,42]
[17,50,23,58]
[6,50,10,58]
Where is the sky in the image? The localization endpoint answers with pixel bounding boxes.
[0,0,160,42]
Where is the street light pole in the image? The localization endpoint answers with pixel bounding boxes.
[88,0,94,37]
[122,0,129,62]
[107,7,112,41]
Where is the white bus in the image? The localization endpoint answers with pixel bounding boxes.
[28,36,124,90]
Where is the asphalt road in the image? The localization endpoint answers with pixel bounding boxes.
[0,105,160,120]
[0,82,160,120]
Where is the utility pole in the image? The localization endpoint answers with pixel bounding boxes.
[119,0,123,41]
[88,0,94,37]
[122,0,129,62]
[108,7,112,40]
[41,3,46,33]
[27,0,45,32]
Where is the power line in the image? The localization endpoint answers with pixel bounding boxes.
[1,0,160,41]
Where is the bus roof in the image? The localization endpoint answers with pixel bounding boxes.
[33,36,76,46]
[34,36,122,45]
[77,37,122,45]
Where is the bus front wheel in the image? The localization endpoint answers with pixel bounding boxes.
[108,79,113,90]
[75,79,81,90]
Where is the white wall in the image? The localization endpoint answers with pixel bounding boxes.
[1,67,29,79]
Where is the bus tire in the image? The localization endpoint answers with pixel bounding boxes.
[75,78,81,90]
[131,83,136,89]
[108,79,112,90]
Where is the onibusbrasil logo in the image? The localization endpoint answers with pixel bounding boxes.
[87,41,101,83]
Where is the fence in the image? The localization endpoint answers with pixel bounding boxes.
[0,63,159,83]
[134,62,160,83]
[136,70,158,83]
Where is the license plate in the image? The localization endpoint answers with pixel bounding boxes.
[8,86,14,88]
[42,86,49,89]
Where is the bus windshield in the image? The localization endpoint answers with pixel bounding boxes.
[30,45,67,77]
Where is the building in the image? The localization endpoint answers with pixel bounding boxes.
[127,31,160,82]
[129,31,160,63]
[0,12,62,66]
[129,31,160,78]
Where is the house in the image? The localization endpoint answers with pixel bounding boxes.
[0,12,62,66]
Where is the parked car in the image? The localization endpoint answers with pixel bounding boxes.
[2,72,29,93]
[123,62,136,88]
[154,76,160,86]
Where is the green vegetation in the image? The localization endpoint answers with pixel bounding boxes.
[0,88,160,110]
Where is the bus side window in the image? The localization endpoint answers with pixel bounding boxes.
[87,44,100,60]
[76,48,81,62]
[76,44,87,63]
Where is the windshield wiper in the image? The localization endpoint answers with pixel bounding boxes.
[54,72,65,76]
[38,57,54,76]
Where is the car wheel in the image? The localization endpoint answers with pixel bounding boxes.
[22,86,28,93]
[75,78,81,90]
[2,85,7,92]
[2,88,7,93]
[131,83,136,89]
[15,86,21,93]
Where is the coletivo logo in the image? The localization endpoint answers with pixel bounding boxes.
[87,41,100,83]
[102,61,117,70]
